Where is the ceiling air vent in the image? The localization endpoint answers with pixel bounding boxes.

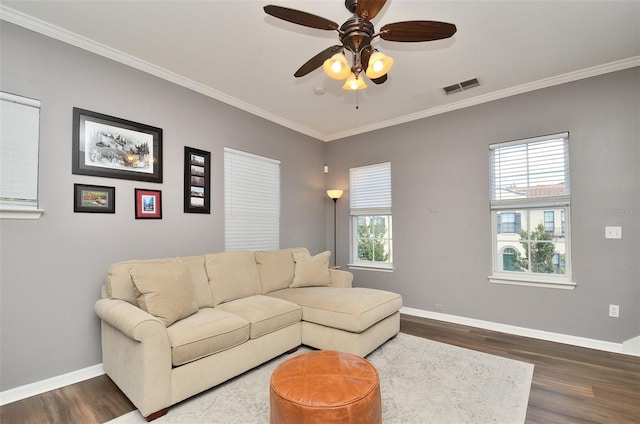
[443,77,480,95]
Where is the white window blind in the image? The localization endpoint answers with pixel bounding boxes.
[350,162,392,215]
[0,92,41,216]
[490,133,570,208]
[224,147,280,251]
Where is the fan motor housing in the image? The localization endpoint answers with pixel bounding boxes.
[340,17,374,53]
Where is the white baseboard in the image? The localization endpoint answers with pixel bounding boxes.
[401,307,640,357]
[0,363,104,406]
[2,310,638,406]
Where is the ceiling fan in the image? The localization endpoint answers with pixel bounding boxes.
[263,0,457,91]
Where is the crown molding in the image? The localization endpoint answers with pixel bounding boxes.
[0,6,326,141]
[325,56,640,141]
[2,6,637,143]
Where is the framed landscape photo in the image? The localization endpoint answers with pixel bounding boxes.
[74,183,115,213]
[184,146,211,214]
[135,188,162,219]
[72,108,163,183]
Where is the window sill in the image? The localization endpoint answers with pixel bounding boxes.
[0,208,44,220]
[488,274,576,290]
[348,263,394,272]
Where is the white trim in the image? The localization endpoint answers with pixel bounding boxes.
[0,208,44,220]
[488,274,576,290]
[2,5,638,142]
[2,313,639,404]
[402,307,640,357]
[347,264,394,272]
[0,364,104,406]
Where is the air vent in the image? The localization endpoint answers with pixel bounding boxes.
[443,77,480,95]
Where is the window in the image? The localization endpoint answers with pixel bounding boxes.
[0,92,43,219]
[224,148,280,251]
[489,133,574,288]
[349,162,392,270]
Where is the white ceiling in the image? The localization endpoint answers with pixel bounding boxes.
[2,1,639,141]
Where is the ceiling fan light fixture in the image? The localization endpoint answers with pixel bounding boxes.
[323,53,350,80]
[342,72,367,90]
[365,51,394,79]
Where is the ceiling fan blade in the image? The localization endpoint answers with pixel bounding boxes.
[356,0,388,20]
[294,45,343,77]
[264,5,339,31]
[380,21,457,42]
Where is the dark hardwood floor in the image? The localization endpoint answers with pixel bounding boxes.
[1,314,638,423]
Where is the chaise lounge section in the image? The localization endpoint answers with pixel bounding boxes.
[95,247,402,420]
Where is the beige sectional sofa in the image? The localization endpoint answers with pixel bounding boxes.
[94,247,402,420]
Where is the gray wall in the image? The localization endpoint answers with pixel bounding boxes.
[326,67,640,345]
[0,23,327,390]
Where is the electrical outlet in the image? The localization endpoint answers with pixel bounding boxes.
[609,304,620,318]
[605,226,622,239]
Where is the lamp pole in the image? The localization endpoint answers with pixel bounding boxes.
[326,190,343,267]
[332,197,338,266]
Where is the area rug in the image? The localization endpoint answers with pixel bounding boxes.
[106,333,534,424]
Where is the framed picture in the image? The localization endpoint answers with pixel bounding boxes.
[74,183,115,213]
[184,146,211,214]
[135,188,162,219]
[72,108,163,183]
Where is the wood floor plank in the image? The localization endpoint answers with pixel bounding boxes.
[1,314,638,423]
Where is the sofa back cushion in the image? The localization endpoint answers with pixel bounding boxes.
[255,248,297,294]
[129,259,199,327]
[106,255,213,308]
[205,251,262,306]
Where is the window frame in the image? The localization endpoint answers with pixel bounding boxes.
[0,92,44,220]
[488,133,575,289]
[348,162,393,271]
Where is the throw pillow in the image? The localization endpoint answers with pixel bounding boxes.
[129,259,198,327]
[291,250,332,288]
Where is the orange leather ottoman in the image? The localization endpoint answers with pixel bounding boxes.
[270,350,381,424]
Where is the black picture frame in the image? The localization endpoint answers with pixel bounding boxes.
[72,108,163,183]
[184,146,211,214]
[74,183,115,213]
[135,188,162,219]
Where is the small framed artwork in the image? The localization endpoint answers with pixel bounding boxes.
[184,146,211,214]
[74,183,115,213]
[72,108,163,183]
[135,188,162,219]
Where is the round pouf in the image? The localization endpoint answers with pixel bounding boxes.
[270,350,381,424]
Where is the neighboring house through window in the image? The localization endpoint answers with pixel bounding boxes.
[0,92,43,219]
[224,147,280,251]
[349,162,393,270]
[489,132,574,289]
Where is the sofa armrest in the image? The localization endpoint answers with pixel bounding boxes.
[95,298,167,341]
[95,298,172,418]
[329,269,353,288]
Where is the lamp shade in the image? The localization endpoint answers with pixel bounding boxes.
[327,189,343,200]
[342,73,367,90]
[365,51,394,79]
[322,53,350,80]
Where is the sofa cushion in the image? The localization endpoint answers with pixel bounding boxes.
[268,287,402,333]
[205,251,262,306]
[255,249,295,293]
[216,295,302,339]
[179,256,214,308]
[166,308,250,366]
[291,250,332,288]
[128,260,198,327]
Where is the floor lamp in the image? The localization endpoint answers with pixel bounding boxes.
[327,190,343,266]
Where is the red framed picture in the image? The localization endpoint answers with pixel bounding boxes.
[134,188,162,219]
